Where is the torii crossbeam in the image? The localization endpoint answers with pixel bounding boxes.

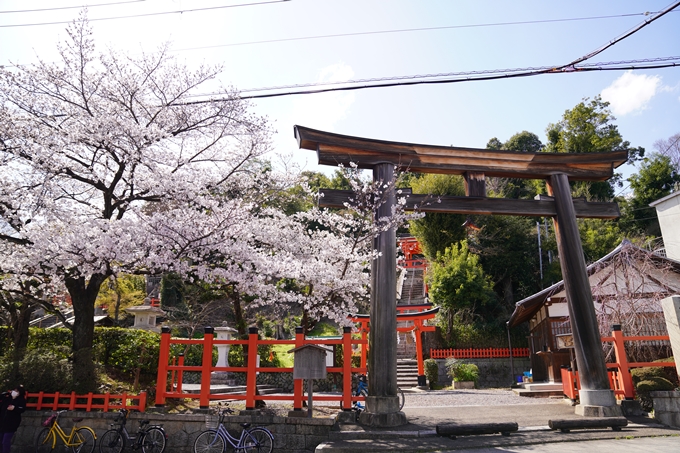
[295,125,626,425]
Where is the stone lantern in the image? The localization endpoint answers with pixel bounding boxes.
[212,322,237,386]
[125,298,165,332]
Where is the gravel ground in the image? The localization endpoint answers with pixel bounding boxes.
[400,388,566,407]
[231,388,567,418]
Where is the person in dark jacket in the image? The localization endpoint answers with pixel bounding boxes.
[0,385,26,453]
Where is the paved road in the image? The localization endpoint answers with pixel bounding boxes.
[445,435,680,452]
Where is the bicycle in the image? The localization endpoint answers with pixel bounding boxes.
[35,410,96,453]
[348,374,405,412]
[99,408,167,453]
[193,406,273,453]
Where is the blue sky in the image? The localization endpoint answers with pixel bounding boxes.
[1,0,679,192]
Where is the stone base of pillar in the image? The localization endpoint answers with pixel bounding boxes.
[575,389,622,417]
[359,396,408,427]
[575,404,623,417]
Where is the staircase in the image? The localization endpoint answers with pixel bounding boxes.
[398,268,426,305]
[397,359,419,388]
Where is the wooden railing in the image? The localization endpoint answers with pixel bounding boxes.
[430,347,530,359]
[27,391,147,412]
[561,326,674,400]
[155,326,367,410]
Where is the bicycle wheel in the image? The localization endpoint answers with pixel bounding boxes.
[141,427,167,453]
[99,429,124,453]
[193,429,226,453]
[35,427,55,453]
[240,428,273,453]
[397,387,405,411]
[72,427,96,453]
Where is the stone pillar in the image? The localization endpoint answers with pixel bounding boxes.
[661,295,680,379]
[359,163,407,427]
[547,174,620,417]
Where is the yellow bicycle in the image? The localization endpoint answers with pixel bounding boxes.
[35,410,96,453]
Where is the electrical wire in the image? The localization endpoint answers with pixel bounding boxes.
[0,0,290,28]
[174,2,680,102]
[0,0,146,14]
[182,56,678,97]
[176,57,680,102]
[169,10,673,52]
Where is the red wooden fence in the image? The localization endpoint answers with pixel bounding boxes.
[430,347,530,359]
[155,326,367,410]
[561,326,674,400]
[27,391,147,412]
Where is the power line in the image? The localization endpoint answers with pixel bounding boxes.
[0,0,290,28]
[169,10,673,52]
[176,57,679,101]
[206,57,678,96]
[175,3,680,102]
[0,0,146,14]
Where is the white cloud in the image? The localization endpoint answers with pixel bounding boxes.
[288,63,356,132]
[601,71,661,116]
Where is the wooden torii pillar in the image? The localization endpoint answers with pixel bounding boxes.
[295,125,627,423]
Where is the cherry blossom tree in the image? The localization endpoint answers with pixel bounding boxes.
[0,15,277,390]
[0,16,417,391]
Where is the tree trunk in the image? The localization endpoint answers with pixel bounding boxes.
[8,298,35,383]
[502,277,514,307]
[65,273,108,393]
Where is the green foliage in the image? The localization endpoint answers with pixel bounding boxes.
[27,327,72,356]
[445,358,479,383]
[408,174,467,259]
[471,215,541,307]
[94,328,161,375]
[0,347,74,393]
[620,154,680,237]
[227,344,281,368]
[635,377,677,411]
[95,274,146,319]
[308,322,340,337]
[424,358,438,389]
[544,96,644,200]
[578,219,625,264]
[427,240,496,314]
[631,359,677,387]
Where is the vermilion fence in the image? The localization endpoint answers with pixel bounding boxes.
[430,347,530,359]
[561,326,674,401]
[27,391,147,412]
[155,326,367,410]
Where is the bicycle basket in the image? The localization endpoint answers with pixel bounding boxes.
[42,414,56,427]
[205,416,218,430]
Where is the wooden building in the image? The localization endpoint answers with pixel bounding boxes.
[508,240,680,383]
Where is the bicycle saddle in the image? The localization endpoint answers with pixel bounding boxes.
[240,423,251,429]
[72,418,84,422]
[140,420,150,426]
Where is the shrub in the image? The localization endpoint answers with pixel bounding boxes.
[635,376,676,411]
[446,358,479,383]
[94,328,160,375]
[17,347,73,393]
[424,359,438,389]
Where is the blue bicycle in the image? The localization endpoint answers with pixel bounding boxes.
[192,406,273,453]
[351,374,405,412]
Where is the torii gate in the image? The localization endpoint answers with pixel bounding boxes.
[350,304,438,382]
[295,125,627,425]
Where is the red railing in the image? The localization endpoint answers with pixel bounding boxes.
[430,347,530,359]
[155,326,367,410]
[561,327,674,400]
[27,391,147,412]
